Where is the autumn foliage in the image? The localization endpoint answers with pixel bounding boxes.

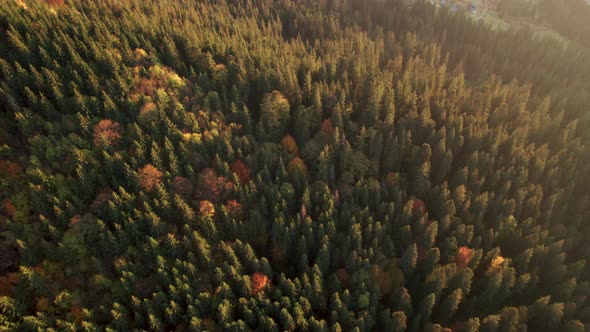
[196,168,233,201]
[299,203,307,219]
[46,0,65,7]
[70,305,84,323]
[488,255,506,274]
[411,199,426,216]
[2,0,589,329]
[196,168,220,200]
[36,297,51,312]
[455,246,473,269]
[385,172,400,186]
[90,188,113,213]
[198,200,215,218]
[287,157,308,177]
[0,160,22,177]
[1,198,16,217]
[320,118,334,136]
[172,176,193,198]
[225,200,243,218]
[138,101,158,124]
[70,214,81,226]
[251,272,270,295]
[0,272,19,296]
[93,119,122,148]
[138,164,163,193]
[335,268,350,289]
[281,135,299,156]
[230,160,251,186]
[370,264,401,296]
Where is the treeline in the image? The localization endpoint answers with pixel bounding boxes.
[0,0,588,331]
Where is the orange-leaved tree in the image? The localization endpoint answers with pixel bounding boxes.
[198,200,215,218]
[251,272,270,295]
[281,135,299,156]
[138,164,162,193]
[287,157,308,177]
[93,119,122,149]
[46,0,65,7]
[455,246,473,269]
[225,200,243,218]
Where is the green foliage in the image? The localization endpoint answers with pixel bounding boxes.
[0,0,588,330]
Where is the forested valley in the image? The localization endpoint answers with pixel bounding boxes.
[0,0,589,330]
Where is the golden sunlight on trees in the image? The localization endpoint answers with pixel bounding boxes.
[259,91,290,140]
[198,200,215,218]
[488,256,506,274]
[1,0,590,329]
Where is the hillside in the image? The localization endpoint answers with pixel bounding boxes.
[434,0,590,47]
[0,0,589,330]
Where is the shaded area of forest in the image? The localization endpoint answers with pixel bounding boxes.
[0,0,589,330]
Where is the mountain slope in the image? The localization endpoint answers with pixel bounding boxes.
[0,0,589,330]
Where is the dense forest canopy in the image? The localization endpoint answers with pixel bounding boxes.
[0,0,589,330]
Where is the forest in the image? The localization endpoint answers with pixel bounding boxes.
[496,0,590,47]
[0,0,589,330]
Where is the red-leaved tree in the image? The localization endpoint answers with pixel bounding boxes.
[70,215,81,226]
[1,198,16,217]
[90,188,113,214]
[172,176,193,198]
[230,160,251,186]
[411,199,426,217]
[196,168,220,200]
[320,118,334,136]
[251,272,270,295]
[0,161,22,177]
[196,168,233,201]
